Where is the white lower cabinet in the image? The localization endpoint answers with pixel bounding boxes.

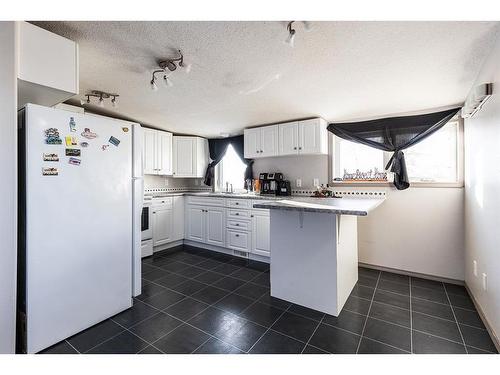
[226,230,251,252]
[251,211,271,257]
[206,207,226,247]
[186,204,226,246]
[152,206,173,247]
[172,196,185,241]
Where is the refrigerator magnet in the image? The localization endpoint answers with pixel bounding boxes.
[45,128,62,145]
[80,142,89,148]
[69,117,77,132]
[81,128,97,139]
[68,157,81,166]
[42,167,58,176]
[102,145,109,151]
[122,127,129,133]
[65,136,78,146]
[65,148,81,157]
[109,136,120,146]
[43,153,59,162]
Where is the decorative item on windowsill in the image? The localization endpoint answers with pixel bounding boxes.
[311,184,341,198]
[342,168,388,182]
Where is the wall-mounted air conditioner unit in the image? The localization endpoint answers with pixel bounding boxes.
[461,83,493,118]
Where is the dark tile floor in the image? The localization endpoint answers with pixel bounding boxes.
[41,245,498,354]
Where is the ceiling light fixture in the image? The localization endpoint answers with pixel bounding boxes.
[285,21,296,47]
[461,83,493,118]
[82,90,120,108]
[150,50,190,90]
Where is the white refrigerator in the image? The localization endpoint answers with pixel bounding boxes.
[18,104,143,353]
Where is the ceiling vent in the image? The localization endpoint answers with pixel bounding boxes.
[461,83,493,118]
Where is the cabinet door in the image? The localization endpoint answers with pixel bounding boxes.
[279,122,299,156]
[252,212,271,257]
[299,119,326,154]
[152,208,173,246]
[186,205,205,242]
[260,125,279,157]
[206,207,225,247]
[143,129,157,175]
[173,137,195,177]
[157,131,173,175]
[172,196,184,241]
[244,128,261,159]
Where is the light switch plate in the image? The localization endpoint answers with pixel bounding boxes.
[313,178,320,186]
[482,273,487,291]
[296,179,302,187]
[473,260,478,277]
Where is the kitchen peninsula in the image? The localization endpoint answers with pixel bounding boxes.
[254,197,384,316]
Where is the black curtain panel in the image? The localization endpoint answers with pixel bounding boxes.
[203,135,253,187]
[327,107,460,190]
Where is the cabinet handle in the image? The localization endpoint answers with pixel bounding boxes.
[235,202,239,205]
[250,215,254,218]
[153,211,156,214]
[293,147,297,150]
[235,234,239,237]
[299,147,302,150]
[260,150,263,153]
[235,213,239,216]
[235,223,240,226]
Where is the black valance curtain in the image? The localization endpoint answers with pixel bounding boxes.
[203,135,253,187]
[327,107,460,190]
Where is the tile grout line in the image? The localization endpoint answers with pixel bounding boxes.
[409,276,413,353]
[64,339,81,354]
[300,314,325,354]
[356,271,381,354]
[443,282,469,354]
[245,304,292,353]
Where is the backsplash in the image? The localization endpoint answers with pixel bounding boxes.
[144,175,206,189]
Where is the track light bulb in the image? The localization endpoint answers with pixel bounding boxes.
[80,99,85,106]
[150,79,158,91]
[86,96,91,104]
[98,97,104,107]
[111,97,118,108]
[163,75,173,87]
[285,30,296,47]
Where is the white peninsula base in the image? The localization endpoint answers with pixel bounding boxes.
[270,210,359,316]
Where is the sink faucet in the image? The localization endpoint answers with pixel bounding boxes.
[225,182,234,193]
[230,183,234,193]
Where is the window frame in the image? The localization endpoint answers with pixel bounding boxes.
[330,118,464,188]
[214,145,248,193]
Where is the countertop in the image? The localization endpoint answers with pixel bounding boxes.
[253,197,384,216]
[146,191,384,215]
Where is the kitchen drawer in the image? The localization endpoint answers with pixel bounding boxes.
[226,199,252,209]
[227,209,251,220]
[227,219,251,231]
[226,230,251,252]
[152,197,173,208]
[251,200,271,214]
[187,196,225,207]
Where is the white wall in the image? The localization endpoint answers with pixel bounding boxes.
[464,33,500,342]
[357,187,465,280]
[0,21,18,354]
[252,155,329,188]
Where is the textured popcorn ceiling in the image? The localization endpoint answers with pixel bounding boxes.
[33,21,499,137]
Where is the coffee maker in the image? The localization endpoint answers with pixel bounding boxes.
[259,172,284,195]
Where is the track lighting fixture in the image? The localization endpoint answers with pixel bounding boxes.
[285,21,296,47]
[82,90,119,108]
[285,21,313,47]
[150,50,190,90]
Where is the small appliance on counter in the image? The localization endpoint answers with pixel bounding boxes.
[276,180,292,196]
[259,172,284,195]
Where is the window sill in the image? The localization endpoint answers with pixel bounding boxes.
[330,181,464,189]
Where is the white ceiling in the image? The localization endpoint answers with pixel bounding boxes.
[33,21,499,137]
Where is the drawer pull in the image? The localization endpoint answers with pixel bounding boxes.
[235,202,239,205]
[235,213,239,216]
[235,234,239,237]
[235,223,240,226]
[250,215,254,218]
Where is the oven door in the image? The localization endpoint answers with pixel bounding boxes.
[141,205,153,241]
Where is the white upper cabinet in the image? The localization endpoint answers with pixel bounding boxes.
[244,125,278,158]
[17,22,79,109]
[278,121,299,156]
[298,118,328,155]
[142,128,173,176]
[246,118,327,159]
[173,136,208,178]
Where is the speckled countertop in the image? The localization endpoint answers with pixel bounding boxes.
[253,197,384,216]
[146,191,384,215]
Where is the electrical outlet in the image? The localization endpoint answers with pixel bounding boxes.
[296,179,302,187]
[482,273,487,291]
[313,178,320,187]
[473,260,478,277]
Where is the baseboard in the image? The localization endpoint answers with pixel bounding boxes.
[183,240,270,264]
[153,240,184,252]
[464,283,500,353]
[358,262,464,286]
